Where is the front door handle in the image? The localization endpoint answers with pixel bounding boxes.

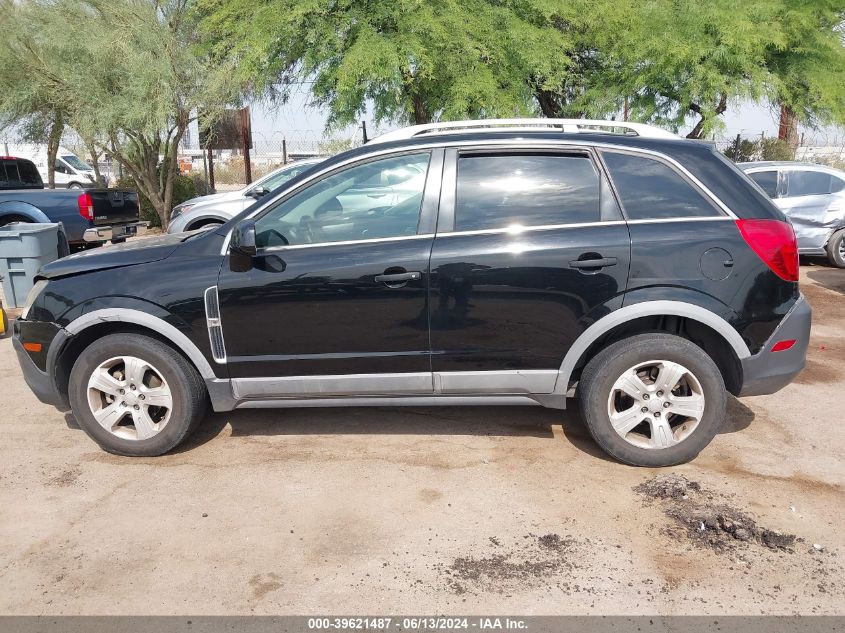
[569,257,618,269]
[375,271,421,283]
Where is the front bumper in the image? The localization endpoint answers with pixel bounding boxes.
[83,221,148,242]
[738,294,812,397]
[12,320,70,411]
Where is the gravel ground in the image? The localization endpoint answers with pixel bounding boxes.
[0,263,842,615]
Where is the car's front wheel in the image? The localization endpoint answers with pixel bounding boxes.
[578,333,726,467]
[68,333,207,456]
[825,229,845,268]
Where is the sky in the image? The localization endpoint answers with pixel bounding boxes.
[240,88,845,152]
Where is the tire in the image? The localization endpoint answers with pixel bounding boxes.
[68,333,207,456]
[825,229,845,268]
[189,221,224,231]
[0,215,30,227]
[68,182,83,190]
[578,333,726,467]
[111,238,127,244]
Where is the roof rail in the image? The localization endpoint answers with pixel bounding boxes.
[368,118,678,144]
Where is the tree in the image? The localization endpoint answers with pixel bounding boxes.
[197,0,575,126]
[765,1,845,152]
[0,0,69,187]
[0,0,238,225]
[573,0,778,138]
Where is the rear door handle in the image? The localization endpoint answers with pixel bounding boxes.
[375,271,421,283]
[569,257,618,269]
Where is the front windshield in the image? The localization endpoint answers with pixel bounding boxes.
[257,162,316,191]
[61,155,93,171]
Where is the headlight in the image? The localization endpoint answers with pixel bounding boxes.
[171,203,194,220]
[21,279,48,320]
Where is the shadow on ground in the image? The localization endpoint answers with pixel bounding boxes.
[174,396,756,460]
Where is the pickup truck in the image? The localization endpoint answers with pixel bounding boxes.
[0,155,145,248]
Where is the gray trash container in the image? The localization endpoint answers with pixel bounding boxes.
[0,223,61,308]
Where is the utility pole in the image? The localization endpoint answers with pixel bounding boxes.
[361,120,368,144]
[241,107,252,185]
[282,138,287,165]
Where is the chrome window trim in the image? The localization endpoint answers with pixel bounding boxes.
[259,232,435,253]
[433,220,627,238]
[598,147,734,220]
[221,138,739,254]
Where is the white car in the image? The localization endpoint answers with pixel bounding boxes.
[167,158,324,233]
[740,161,845,267]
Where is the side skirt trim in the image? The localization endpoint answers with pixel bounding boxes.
[234,395,549,409]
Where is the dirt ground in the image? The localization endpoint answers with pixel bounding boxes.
[0,263,843,615]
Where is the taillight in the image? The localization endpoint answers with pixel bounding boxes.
[77,192,94,220]
[735,219,799,282]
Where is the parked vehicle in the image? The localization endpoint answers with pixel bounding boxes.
[740,161,845,267]
[13,119,810,466]
[167,158,324,233]
[0,156,144,247]
[4,144,98,189]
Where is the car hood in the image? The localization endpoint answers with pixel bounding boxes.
[181,190,242,207]
[39,233,187,279]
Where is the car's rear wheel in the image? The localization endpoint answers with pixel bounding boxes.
[68,333,207,456]
[825,229,845,268]
[578,333,726,466]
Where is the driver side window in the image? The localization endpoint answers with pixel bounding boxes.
[254,152,431,248]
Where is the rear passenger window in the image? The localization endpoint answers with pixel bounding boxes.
[455,153,600,231]
[785,170,835,197]
[16,160,41,185]
[602,151,720,219]
[749,171,779,198]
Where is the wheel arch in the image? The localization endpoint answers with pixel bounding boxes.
[555,300,749,396]
[63,309,217,379]
[184,213,228,231]
[0,201,51,224]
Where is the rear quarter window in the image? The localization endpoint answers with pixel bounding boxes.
[601,151,721,219]
[16,159,42,186]
[748,170,779,198]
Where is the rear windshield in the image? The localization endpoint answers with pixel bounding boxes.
[0,159,43,188]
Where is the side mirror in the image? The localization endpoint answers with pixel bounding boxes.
[248,186,269,199]
[231,219,257,256]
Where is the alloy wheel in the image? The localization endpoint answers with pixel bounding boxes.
[86,356,173,441]
[606,359,705,450]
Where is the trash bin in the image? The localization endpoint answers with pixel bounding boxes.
[0,223,62,308]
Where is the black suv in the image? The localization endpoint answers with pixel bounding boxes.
[12,119,811,466]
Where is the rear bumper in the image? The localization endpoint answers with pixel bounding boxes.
[738,294,811,397]
[83,221,147,242]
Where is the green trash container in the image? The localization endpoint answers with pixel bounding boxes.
[0,223,61,308]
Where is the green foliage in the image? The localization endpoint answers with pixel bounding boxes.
[760,137,795,161]
[197,0,575,125]
[197,0,845,138]
[116,172,198,228]
[0,0,240,224]
[724,137,760,162]
[721,136,796,163]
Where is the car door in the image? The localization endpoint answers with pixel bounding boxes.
[427,147,630,395]
[780,168,843,251]
[215,150,443,399]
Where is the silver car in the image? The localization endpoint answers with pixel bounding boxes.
[167,158,324,234]
[740,161,845,267]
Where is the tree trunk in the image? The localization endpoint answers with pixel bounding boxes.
[535,87,562,118]
[411,94,430,125]
[83,138,103,185]
[45,113,63,189]
[778,103,799,153]
[686,94,727,139]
